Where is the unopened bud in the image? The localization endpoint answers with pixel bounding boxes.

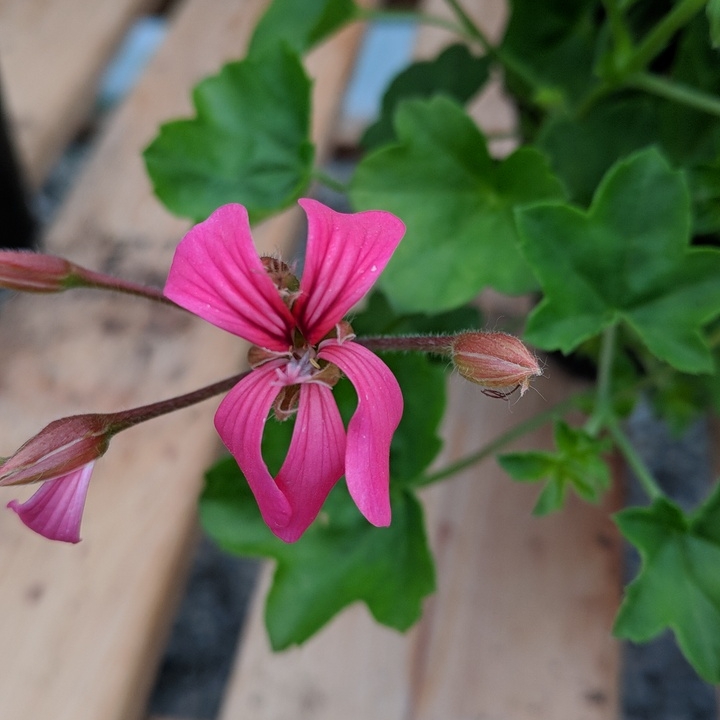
[0,414,112,487]
[451,332,541,397]
[0,250,77,292]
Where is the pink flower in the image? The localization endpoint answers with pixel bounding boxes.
[165,199,405,542]
[7,463,95,544]
[0,414,110,542]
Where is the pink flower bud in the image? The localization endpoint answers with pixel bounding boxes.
[0,250,76,292]
[0,414,111,487]
[451,332,542,397]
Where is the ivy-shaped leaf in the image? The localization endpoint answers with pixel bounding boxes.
[248,0,358,55]
[351,96,565,313]
[143,45,314,223]
[361,44,490,150]
[614,484,720,683]
[517,148,720,373]
[498,420,611,515]
[201,457,435,650]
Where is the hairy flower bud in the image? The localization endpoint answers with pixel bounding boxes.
[0,414,112,487]
[451,332,541,397]
[0,250,77,292]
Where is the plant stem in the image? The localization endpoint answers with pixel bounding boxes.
[416,393,589,487]
[607,417,663,501]
[626,72,720,119]
[355,7,470,41]
[356,334,454,353]
[626,0,706,74]
[585,324,617,436]
[108,371,249,433]
[71,267,179,307]
[311,167,349,195]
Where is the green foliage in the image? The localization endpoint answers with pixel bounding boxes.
[248,0,358,55]
[201,458,434,649]
[498,420,611,514]
[361,44,490,150]
[501,0,600,110]
[614,484,720,683]
[351,97,565,313]
[709,0,720,47]
[517,148,720,373]
[143,45,313,223]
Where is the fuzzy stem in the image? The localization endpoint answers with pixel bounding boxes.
[70,267,178,307]
[355,334,455,354]
[107,371,249,434]
[585,325,617,437]
[626,72,720,119]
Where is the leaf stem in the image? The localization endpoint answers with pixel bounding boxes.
[607,417,663,501]
[585,324,617,436]
[625,0,706,74]
[416,393,589,487]
[311,167,349,195]
[626,72,720,119]
[354,7,470,41]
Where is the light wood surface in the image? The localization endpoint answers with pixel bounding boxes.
[0,0,367,718]
[0,0,161,188]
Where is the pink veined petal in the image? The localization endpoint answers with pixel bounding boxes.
[272,383,346,542]
[214,363,293,532]
[164,204,294,351]
[294,199,406,344]
[318,341,403,527]
[7,462,95,543]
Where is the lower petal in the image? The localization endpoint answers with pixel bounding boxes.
[272,383,346,542]
[318,342,403,527]
[215,365,293,532]
[7,462,95,543]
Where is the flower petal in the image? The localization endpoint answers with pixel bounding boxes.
[7,462,95,543]
[165,204,294,351]
[318,341,403,526]
[214,363,293,532]
[295,199,405,344]
[272,383,346,542]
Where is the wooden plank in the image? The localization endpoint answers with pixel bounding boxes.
[0,0,366,719]
[218,1,622,717]
[0,0,160,188]
[218,368,622,720]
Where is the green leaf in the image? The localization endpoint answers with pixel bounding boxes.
[517,148,720,373]
[350,97,565,313]
[361,44,490,150]
[687,157,720,235]
[249,0,358,55]
[143,45,314,223]
[498,420,611,515]
[201,457,435,649]
[501,0,600,110]
[709,0,720,47]
[614,484,720,683]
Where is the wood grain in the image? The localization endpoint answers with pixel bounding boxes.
[0,0,161,188]
[0,0,366,718]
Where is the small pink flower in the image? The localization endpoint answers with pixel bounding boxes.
[165,199,405,542]
[0,414,110,542]
[7,463,95,544]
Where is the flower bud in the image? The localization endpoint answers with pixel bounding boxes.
[0,250,77,292]
[451,332,541,397]
[0,414,112,487]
